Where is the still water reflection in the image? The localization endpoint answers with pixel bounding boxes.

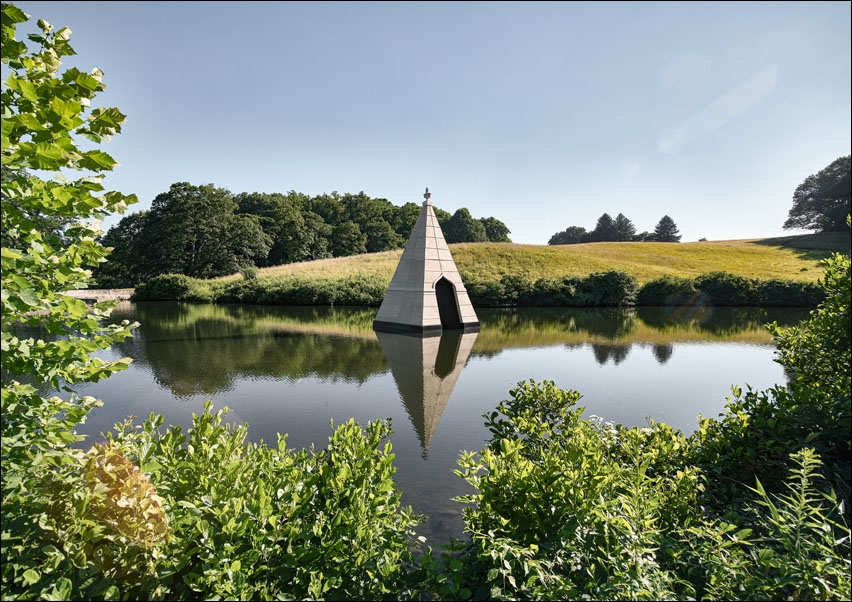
[54,302,806,543]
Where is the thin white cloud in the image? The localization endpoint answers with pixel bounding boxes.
[658,65,778,154]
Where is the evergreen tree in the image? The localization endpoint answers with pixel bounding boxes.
[590,213,617,242]
[613,213,637,241]
[654,215,682,242]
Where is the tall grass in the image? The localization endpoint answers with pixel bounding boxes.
[223,234,846,286]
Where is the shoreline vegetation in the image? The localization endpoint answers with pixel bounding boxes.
[127,234,846,308]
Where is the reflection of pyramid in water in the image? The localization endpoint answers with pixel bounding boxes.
[373,187,479,334]
[376,330,478,456]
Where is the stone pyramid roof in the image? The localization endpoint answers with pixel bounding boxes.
[373,188,479,334]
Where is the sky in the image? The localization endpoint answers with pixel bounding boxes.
[11,1,852,244]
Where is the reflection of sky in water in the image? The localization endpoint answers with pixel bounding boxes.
[64,322,786,545]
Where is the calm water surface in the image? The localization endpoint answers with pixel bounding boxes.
[56,302,807,544]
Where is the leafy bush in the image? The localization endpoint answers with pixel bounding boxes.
[426,380,701,600]
[498,274,535,306]
[758,278,825,307]
[690,247,851,516]
[132,273,213,302]
[464,277,507,307]
[334,274,389,306]
[695,271,760,306]
[638,275,702,306]
[529,275,583,306]
[576,270,639,306]
[96,406,421,600]
[680,449,850,601]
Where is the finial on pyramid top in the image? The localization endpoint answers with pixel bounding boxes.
[423,187,431,206]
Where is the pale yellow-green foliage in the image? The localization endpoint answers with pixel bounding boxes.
[82,443,170,548]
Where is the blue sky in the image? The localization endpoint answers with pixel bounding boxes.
[13,1,852,244]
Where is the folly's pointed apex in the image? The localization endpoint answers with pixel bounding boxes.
[423,187,431,206]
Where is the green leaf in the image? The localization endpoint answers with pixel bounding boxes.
[53,577,72,600]
[78,150,117,171]
[22,569,40,586]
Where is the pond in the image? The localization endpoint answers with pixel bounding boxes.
[51,302,808,544]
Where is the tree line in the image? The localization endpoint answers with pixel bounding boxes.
[91,183,512,287]
[548,213,682,245]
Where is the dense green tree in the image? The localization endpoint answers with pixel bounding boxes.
[390,201,421,239]
[613,213,637,241]
[590,212,617,242]
[433,206,452,227]
[235,191,315,266]
[330,220,367,256]
[228,213,272,272]
[338,192,403,252]
[363,218,403,252]
[548,225,588,245]
[308,191,345,226]
[443,207,488,243]
[141,182,270,279]
[300,210,332,260]
[480,216,512,242]
[654,215,682,242]
[784,155,851,232]
[93,211,149,287]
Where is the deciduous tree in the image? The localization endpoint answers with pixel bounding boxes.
[443,207,488,243]
[783,155,851,233]
[548,225,588,245]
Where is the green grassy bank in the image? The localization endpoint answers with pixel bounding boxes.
[219,232,848,285]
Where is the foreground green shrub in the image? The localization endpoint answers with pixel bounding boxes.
[423,380,851,601]
[96,405,421,600]
[690,246,851,517]
[680,449,850,601]
[425,379,701,601]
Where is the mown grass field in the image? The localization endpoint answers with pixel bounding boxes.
[224,232,849,285]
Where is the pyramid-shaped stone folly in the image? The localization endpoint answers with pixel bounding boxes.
[373,188,479,334]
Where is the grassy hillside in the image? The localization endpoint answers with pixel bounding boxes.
[231,232,848,286]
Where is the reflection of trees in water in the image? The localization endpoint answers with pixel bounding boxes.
[590,343,631,365]
[637,306,810,336]
[97,302,809,395]
[652,344,674,364]
[113,304,387,397]
[478,307,637,340]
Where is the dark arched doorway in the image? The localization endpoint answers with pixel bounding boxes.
[435,277,462,330]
